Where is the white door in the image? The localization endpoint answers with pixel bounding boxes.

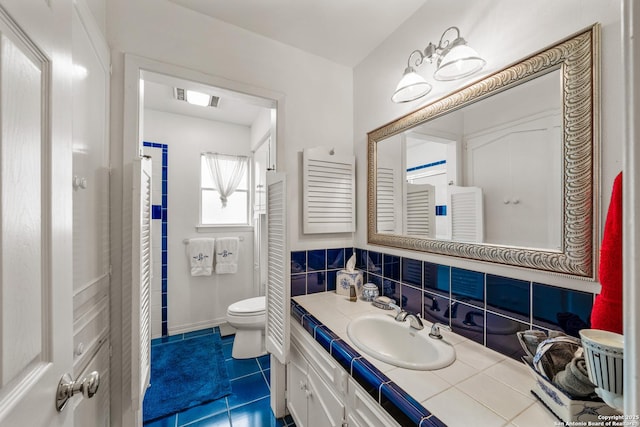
[0,1,74,426]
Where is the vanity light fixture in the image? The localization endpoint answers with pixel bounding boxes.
[392,26,486,103]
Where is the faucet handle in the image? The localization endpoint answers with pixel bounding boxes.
[429,322,451,339]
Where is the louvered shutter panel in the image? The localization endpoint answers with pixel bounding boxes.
[376,167,395,232]
[265,172,290,364]
[132,157,152,415]
[405,183,435,237]
[303,147,355,234]
[448,186,484,243]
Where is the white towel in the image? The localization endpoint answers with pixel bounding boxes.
[187,238,215,276]
[215,237,239,274]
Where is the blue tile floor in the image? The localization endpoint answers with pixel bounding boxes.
[144,328,296,427]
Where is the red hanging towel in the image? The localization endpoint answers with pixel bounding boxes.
[590,172,623,334]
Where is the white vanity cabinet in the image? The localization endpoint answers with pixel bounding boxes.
[288,342,345,427]
[288,321,347,427]
[288,320,400,427]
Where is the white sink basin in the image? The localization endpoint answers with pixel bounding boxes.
[347,313,456,370]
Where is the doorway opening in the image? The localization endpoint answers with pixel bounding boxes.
[140,70,277,340]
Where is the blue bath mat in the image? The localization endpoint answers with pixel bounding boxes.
[143,332,232,422]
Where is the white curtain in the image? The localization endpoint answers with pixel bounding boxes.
[204,153,247,207]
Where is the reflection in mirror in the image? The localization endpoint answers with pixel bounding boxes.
[368,25,599,278]
[377,70,562,250]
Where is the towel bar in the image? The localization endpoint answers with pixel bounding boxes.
[183,236,244,244]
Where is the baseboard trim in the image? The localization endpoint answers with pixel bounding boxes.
[168,318,226,336]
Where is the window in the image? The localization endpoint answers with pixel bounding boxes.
[200,154,249,225]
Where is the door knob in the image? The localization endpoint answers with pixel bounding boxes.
[56,371,100,412]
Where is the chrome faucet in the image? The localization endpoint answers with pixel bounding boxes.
[429,322,452,340]
[405,313,424,330]
[389,303,424,330]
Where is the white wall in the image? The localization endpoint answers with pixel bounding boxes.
[143,109,256,335]
[354,0,622,291]
[251,108,273,151]
[72,1,111,425]
[107,0,354,252]
[107,4,353,423]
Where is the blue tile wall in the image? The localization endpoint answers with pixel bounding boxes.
[290,249,353,295]
[532,283,593,336]
[450,267,484,307]
[152,205,162,219]
[144,141,169,337]
[401,284,422,314]
[422,291,449,325]
[423,262,450,296]
[486,274,530,322]
[307,249,326,271]
[355,248,368,270]
[306,272,325,294]
[486,312,529,359]
[291,251,306,273]
[383,254,401,281]
[327,248,345,269]
[402,258,423,287]
[365,250,383,273]
[290,247,596,360]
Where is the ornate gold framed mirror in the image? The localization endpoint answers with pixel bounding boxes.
[367,24,600,279]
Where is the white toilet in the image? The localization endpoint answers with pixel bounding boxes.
[226,296,267,359]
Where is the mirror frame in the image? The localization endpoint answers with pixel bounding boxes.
[367,24,600,279]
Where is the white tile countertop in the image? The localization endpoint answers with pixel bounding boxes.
[293,291,560,427]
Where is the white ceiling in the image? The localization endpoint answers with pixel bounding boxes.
[167,0,428,67]
[142,71,273,127]
[147,1,429,125]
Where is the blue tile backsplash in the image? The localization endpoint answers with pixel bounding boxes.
[290,247,595,361]
[307,249,326,271]
[532,282,593,335]
[383,254,401,281]
[450,267,484,307]
[423,262,450,295]
[402,258,422,287]
[486,274,530,322]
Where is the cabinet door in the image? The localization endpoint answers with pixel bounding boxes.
[307,364,345,427]
[346,378,400,427]
[287,344,309,427]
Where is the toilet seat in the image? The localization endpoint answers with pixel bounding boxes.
[227,296,265,316]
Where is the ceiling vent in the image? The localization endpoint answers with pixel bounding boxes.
[174,87,186,101]
[174,88,220,108]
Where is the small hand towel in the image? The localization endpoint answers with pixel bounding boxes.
[188,238,215,276]
[591,172,623,334]
[215,237,239,274]
[552,356,596,398]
